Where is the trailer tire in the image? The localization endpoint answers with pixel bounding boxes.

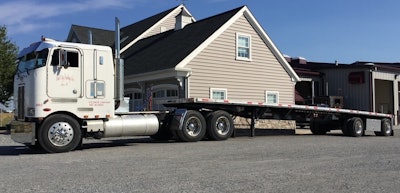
[38,114,82,153]
[348,117,364,137]
[176,110,206,142]
[206,111,234,140]
[310,121,327,135]
[341,119,351,136]
[375,118,392,137]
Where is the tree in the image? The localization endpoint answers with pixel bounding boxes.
[0,26,18,104]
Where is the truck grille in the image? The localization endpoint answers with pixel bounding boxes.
[17,86,25,119]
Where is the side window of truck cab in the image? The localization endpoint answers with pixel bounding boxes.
[67,51,79,67]
[51,49,59,66]
[51,49,79,67]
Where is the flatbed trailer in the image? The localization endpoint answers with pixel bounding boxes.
[165,98,394,137]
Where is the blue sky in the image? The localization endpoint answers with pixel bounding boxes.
[1,0,399,63]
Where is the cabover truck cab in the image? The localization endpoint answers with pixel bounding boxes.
[10,38,167,153]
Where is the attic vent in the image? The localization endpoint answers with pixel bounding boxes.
[175,7,193,30]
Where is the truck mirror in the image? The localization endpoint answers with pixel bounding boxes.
[59,49,69,69]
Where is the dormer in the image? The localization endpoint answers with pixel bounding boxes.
[175,7,193,30]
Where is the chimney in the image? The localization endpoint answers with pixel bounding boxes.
[175,7,193,30]
[292,57,308,65]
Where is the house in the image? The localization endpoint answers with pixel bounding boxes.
[66,5,195,52]
[289,58,400,124]
[122,5,300,110]
[65,5,300,112]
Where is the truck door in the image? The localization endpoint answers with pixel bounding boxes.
[47,48,81,99]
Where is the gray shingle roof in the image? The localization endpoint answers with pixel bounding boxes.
[123,6,244,76]
[67,24,115,46]
[120,5,180,49]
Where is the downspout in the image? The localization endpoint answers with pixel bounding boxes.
[369,69,374,112]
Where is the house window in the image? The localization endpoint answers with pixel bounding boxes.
[133,92,142,100]
[236,33,251,60]
[166,89,178,97]
[210,88,227,100]
[266,91,279,104]
[153,89,178,98]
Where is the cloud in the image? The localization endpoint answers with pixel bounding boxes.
[0,0,132,35]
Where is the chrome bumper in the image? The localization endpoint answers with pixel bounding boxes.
[10,121,36,145]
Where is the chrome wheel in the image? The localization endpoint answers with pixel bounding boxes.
[215,116,230,135]
[206,111,234,140]
[185,117,202,137]
[354,120,363,135]
[48,122,74,147]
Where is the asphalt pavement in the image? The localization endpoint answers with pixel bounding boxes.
[0,128,399,193]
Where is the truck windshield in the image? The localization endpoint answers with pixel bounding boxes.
[17,48,49,73]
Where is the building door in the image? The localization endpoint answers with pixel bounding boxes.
[374,79,393,114]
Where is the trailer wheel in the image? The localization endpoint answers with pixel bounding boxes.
[176,110,206,142]
[375,118,392,137]
[348,117,364,137]
[38,114,82,153]
[206,111,234,140]
[310,121,327,135]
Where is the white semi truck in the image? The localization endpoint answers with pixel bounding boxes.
[10,34,393,153]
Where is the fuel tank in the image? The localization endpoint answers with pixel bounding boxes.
[103,114,159,137]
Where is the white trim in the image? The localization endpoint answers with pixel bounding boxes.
[210,88,228,100]
[124,68,191,83]
[300,78,313,82]
[236,32,252,61]
[125,88,142,93]
[121,5,196,53]
[152,84,178,90]
[265,91,279,104]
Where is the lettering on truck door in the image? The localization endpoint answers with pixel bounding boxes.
[47,48,81,99]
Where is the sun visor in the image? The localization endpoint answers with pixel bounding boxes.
[18,41,56,58]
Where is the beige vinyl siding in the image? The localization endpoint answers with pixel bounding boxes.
[144,10,181,39]
[187,15,295,104]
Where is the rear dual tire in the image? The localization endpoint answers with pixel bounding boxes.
[346,117,364,137]
[206,110,234,141]
[375,118,392,136]
[175,110,234,142]
[176,110,206,142]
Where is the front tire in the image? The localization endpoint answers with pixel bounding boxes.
[206,111,234,140]
[38,114,82,153]
[176,110,206,142]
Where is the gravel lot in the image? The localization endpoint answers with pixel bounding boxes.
[0,129,399,193]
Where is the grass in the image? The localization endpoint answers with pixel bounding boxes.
[0,113,13,128]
